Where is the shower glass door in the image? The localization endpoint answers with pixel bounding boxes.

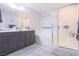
[58,5,78,50]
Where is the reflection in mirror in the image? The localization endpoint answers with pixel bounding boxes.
[0,4,30,31]
[0,10,2,23]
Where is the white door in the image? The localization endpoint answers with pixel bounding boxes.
[58,5,78,50]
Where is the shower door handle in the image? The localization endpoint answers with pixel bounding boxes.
[70,32,76,38]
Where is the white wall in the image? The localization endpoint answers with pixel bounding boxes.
[28,11,41,31]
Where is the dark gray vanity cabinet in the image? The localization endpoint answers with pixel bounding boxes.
[0,31,35,56]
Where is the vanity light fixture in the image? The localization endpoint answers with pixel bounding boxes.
[8,4,25,11]
[8,4,17,9]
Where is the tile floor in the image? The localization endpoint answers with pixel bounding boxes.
[7,43,79,56]
[7,43,55,56]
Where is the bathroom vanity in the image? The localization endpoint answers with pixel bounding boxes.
[0,30,35,56]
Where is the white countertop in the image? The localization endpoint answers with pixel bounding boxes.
[0,30,34,33]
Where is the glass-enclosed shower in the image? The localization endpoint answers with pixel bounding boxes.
[56,4,79,50]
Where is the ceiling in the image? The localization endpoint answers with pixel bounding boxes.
[16,3,71,13]
[0,3,71,14]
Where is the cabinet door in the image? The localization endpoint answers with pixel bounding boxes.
[30,31,35,44]
[25,31,35,46]
[0,33,9,55]
[19,31,26,48]
[0,34,3,55]
[8,32,19,52]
